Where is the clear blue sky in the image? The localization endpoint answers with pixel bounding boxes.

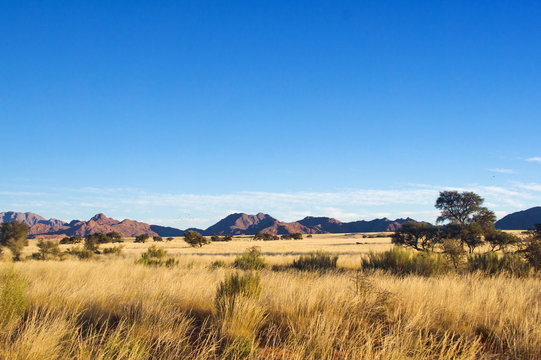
[1,1,540,228]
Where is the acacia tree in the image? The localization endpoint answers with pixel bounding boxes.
[183,230,209,247]
[435,191,496,253]
[0,221,29,261]
[391,221,441,251]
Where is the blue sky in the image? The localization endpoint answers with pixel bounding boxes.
[1,1,540,228]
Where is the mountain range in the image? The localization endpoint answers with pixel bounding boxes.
[1,206,539,238]
[1,211,414,238]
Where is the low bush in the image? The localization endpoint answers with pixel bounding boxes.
[134,234,150,243]
[211,233,233,242]
[102,245,124,256]
[233,247,265,270]
[361,246,448,276]
[166,237,174,241]
[137,245,177,267]
[252,232,279,241]
[153,236,163,242]
[291,250,338,272]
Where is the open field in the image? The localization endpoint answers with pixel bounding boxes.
[1,232,540,359]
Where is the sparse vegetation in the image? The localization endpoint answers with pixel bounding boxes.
[102,245,124,256]
[60,235,82,244]
[153,235,163,242]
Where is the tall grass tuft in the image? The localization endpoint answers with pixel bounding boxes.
[291,250,338,272]
[362,246,448,276]
[215,271,264,359]
[233,246,266,270]
[0,267,28,327]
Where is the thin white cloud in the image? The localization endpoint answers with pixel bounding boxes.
[515,182,541,192]
[526,157,541,163]
[486,168,515,174]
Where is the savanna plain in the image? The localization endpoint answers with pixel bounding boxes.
[1,233,540,359]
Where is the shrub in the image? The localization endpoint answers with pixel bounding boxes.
[166,237,174,241]
[107,231,123,242]
[361,246,448,276]
[291,250,338,272]
[134,234,150,243]
[468,252,529,276]
[60,236,82,244]
[0,267,28,326]
[137,245,177,266]
[102,245,124,256]
[280,234,292,240]
[153,236,163,242]
[233,247,265,270]
[291,233,303,240]
[32,239,61,260]
[184,230,209,247]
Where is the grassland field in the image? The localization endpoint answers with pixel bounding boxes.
[0,231,539,359]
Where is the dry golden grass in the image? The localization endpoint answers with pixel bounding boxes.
[1,233,539,359]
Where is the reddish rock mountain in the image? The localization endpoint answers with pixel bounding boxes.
[1,211,156,238]
[201,213,414,235]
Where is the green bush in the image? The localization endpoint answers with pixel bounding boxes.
[233,247,265,270]
[137,245,177,267]
[0,220,29,261]
[252,232,279,241]
[102,245,124,256]
[361,246,448,276]
[0,267,28,326]
[468,252,530,276]
[166,237,174,241]
[153,236,163,242]
[291,250,338,272]
[211,233,233,242]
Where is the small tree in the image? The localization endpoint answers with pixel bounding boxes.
[86,232,112,244]
[153,236,163,242]
[184,230,209,247]
[484,229,520,252]
[84,236,99,252]
[134,234,150,243]
[33,239,61,260]
[0,221,29,261]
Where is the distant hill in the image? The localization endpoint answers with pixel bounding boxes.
[495,207,541,230]
[149,225,186,237]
